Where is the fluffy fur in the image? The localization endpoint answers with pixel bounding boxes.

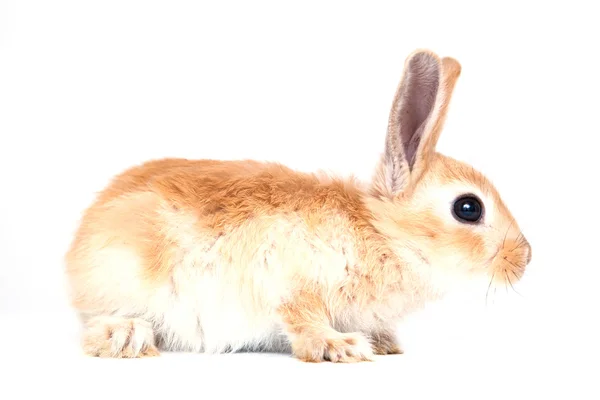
[64,49,532,362]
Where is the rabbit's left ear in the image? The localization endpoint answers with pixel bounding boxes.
[372,50,462,198]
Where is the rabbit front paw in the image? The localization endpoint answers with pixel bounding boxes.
[291,331,375,363]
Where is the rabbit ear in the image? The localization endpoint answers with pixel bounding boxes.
[372,50,461,197]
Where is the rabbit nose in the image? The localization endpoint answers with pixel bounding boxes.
[524,238,532,264]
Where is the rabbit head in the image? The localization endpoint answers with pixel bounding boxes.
[367,50,532,295]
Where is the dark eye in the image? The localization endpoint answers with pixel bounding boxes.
[452,195,483,223]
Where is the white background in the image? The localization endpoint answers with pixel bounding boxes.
[1,1,598,399]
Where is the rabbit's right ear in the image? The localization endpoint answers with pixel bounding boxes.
[371,50,461,198]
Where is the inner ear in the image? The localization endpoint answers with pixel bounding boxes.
[401,53,440,169]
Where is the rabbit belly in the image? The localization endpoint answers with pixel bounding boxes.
[146,265,292,354]
[140,216,353,354]
[71,241,292,354]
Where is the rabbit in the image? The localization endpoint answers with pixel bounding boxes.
[64,49,532,362]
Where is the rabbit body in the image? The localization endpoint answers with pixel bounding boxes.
[67,159,420,359]
[65,50,532,362]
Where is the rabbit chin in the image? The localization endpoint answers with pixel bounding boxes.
[390,245,483,303]
[409,264,500,304]
[397,239,527,303]
[427,240,530,300]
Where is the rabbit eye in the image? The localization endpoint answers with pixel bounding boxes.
[452,195,483,223]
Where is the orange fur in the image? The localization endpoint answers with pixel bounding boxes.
[64,49,532,362]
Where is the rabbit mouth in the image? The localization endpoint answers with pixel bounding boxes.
[486,240,529,286]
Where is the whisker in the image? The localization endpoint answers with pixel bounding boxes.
[506,271,523,297]
[514,231,522,244]
[503,219,515,248]
[510,232,527,252]
[506,259,524,271]
[485,272,495,306]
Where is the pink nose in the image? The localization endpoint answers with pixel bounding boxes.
[524,238,532,264]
